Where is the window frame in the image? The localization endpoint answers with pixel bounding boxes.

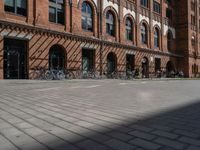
[141,23,147,44]
[49,0,65,25]
[106,11,115,36]
[154,28,159,48]
[81,2,93,32]
[125,18,133,41]
[4,0,27,16]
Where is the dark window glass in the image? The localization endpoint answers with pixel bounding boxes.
[4,0,27,16]
[153,1,160,13]
[140,0,148,8]
[106,11,115,36]
[49,0,64,24]
[141,23,147,44]
[125,18,133,41]
[49,45,65,70]
[167,31,173,50]
[82,2,93,31]
[154,28,159,48]
[166,8,172,20]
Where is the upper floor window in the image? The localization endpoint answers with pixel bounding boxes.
[166,8,172,20]
[4,0,27,16]
[154,28,159,48]
[167,31,173,51]
[166,0,172,5]
[125,18,133,41]
[49,0,64,25]
[153,1,160,13]
[191,15,196,25]
[140,0,148,8]
[106,11,115,36]
[191,0,195,11]
[141,23,147,44]
[82,2,93,31]
[191,35,195,49]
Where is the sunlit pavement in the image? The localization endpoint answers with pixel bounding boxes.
[0,79,200,150]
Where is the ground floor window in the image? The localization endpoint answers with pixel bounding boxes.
[49,45,65,70]
[82,49,95,72]
[3,38,27,79]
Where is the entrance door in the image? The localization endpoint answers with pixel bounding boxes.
[142,57,149,78]
[155,58,161,77]
[107,53,116,74]
[4,38,27,79]
[126,54,135,74]
[82,49,95,73]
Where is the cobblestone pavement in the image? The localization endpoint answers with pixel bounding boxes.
[0,79,200,150]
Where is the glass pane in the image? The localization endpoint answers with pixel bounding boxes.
[4,0,15,13]
[17,0,27,16]
[5,0,14,6]
[57,8,64,24]
[49,7,56,22]
[17,0,26,9]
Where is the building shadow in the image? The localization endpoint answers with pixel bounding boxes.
[19,99,200,150]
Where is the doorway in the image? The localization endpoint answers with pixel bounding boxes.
[4,38,27,79]
[82,49,95,72]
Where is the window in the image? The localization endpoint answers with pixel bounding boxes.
[140,0,148,8]
[191,15,196,25]
[153,1,160,13]
[106,11,115,36]
[191,0,195,11]
[49,0,64,25]
[141,23,147,44]
[166,8,172,20]
[4,0,27,16]
[167,31,173,51]
[125,18,133,41]
[82,2,93,31]
[49,45,65,70]
[192,36,195,49]
[154,28,159,48]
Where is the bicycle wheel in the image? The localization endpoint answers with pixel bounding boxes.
[57,71,65,80]
[45,71,53,80]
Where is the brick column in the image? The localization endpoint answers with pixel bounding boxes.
[34,0,49,27]
[27,0,34,24]
[136,0,140,47]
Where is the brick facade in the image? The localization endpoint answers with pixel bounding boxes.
[0,0,198,79]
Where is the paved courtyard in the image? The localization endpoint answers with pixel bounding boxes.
[0,79,200,150]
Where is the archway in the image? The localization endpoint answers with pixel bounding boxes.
[141,57,149,78]
[49,45,65,70]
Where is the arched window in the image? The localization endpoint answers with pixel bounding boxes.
[49,45,65,70]
[154,28,159,48]
[191,35,195,49]
[167,31,173,51]
[125,18,133,41]
[141,23,147,44]
[82,2,93,31]
[106,11,115,36]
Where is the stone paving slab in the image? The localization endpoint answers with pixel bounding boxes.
[0,79,200,150]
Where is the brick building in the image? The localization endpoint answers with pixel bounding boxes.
[0,0,199,79]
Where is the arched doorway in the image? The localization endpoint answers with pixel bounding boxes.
[166,61,175,77]
[49,45,65,70]
[141,57,149,78]
[107,52,117,75]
